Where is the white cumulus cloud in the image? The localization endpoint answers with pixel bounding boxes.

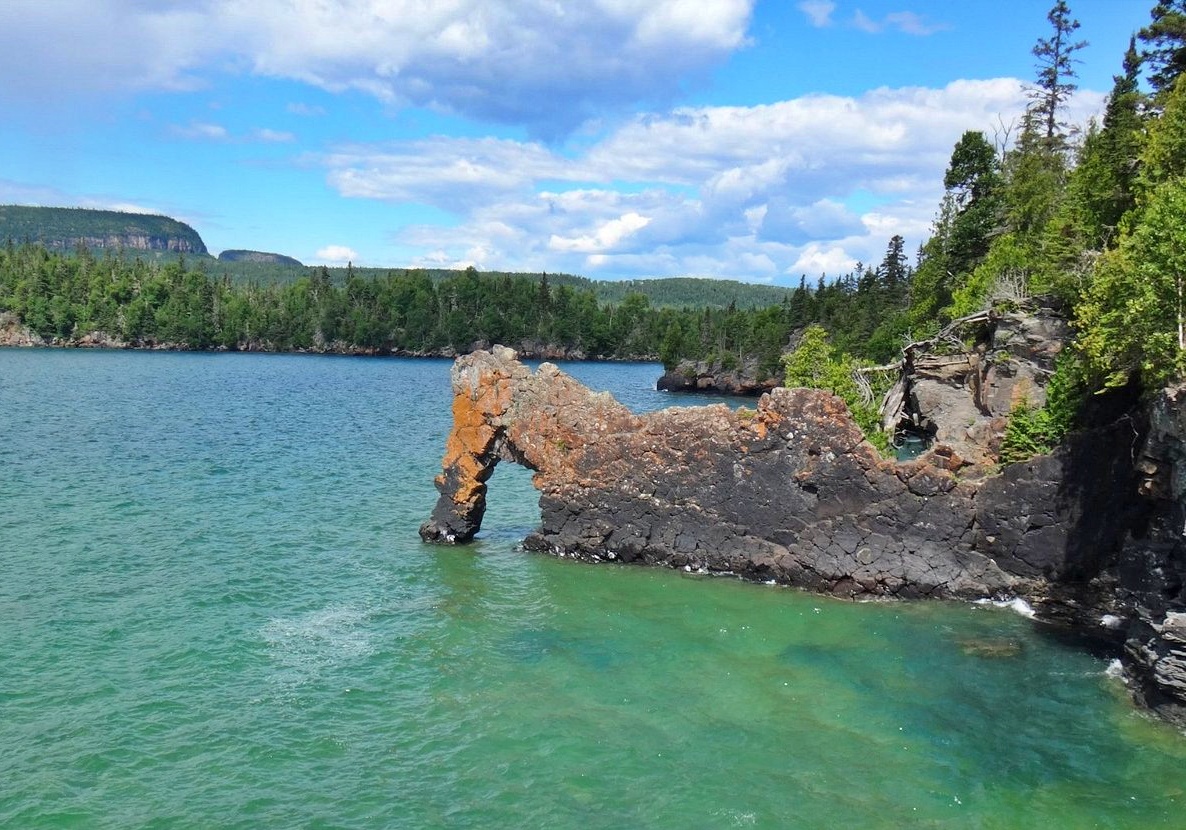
[317,77,1108,281]
[549,212,652,254]
[314,245,359,263]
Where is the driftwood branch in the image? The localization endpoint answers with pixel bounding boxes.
[902,309,996,359]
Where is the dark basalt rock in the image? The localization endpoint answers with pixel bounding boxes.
[421,347,1186,725]
[657,357,779,396]
[1117,386,1186,726]
[424,347,1014,599]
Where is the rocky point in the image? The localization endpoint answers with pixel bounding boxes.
[421,345,1186,726]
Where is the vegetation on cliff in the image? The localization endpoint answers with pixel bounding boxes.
[217,249,303,267]
[0,206,207,255]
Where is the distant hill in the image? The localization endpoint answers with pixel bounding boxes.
[2,204,791,310]
[585,276,791,309]
[0,205,207,255]
[315,268,791,310]
[203,261,790,309]
[218,249,303,267]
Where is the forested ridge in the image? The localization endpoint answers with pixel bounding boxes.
[0,244,886,364]
[0,206,207,255]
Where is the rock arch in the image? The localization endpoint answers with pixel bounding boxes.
[420,347,1022,599]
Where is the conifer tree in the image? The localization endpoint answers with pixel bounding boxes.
[1030,1,1087,149]
[1139,0,1186,95]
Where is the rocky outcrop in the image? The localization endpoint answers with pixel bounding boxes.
[421,346,1186,723]
[474,339,591,362]
[897,306,1071,468]
[656,356,780,396]
[0,312,43,346]
[422,347,1128,600]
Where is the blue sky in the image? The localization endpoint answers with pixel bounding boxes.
[0,1,1151,283]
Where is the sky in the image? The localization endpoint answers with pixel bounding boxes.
[0,1,1155,284]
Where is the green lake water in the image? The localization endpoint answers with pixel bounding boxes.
[1,348,1183,828]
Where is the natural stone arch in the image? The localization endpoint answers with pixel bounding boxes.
[420,346,1024,600]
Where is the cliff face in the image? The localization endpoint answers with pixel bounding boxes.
[0,206,207,255]
[420,346,1185,723]
[52,234,204,253]
[900,307,1071,467]
[1121,385,1186,724]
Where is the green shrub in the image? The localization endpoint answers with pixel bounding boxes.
[998,397,1058,464]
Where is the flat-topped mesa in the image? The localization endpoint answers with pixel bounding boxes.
[420,347,1135,602]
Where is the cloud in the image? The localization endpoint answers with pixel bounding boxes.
[885,11,948,36]
[315,245,359,263]
[287,102,325,117]
[0,178,201,224]
[170,122,295,143]
[250,128,296,143]
[315,77,1095,280]
[170,121,230,141]
[798,1,836,27]
[549,212,652,253]
[759,198,865,245]
[320,137,577,211]
[789,244,858,276]
[0,0,755,135]
[852,9,948,36]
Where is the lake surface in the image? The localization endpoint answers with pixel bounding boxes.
[1,348,1183,829]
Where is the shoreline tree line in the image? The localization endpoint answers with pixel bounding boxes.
[0,241,906,368]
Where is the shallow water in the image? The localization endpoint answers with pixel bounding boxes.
[1,348,1183,828]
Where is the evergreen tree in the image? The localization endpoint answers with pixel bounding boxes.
[1136,72,1186,194]
[1078,179,1186,387]
[878,234,909,293]
[1139,0,1186,96]
[1029,0,1087,149]
[1065,37,1145,248]
[910,133,1001,325]
[943,131,1003,275]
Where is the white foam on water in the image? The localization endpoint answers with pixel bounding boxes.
[260,603,375,692]
[1105,659,1128,682]
[974,597,1037,618]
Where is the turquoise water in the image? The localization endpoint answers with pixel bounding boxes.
[1,349,1183,829]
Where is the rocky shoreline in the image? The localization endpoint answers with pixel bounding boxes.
[656,356,780,396]
[420,345,1186,728]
